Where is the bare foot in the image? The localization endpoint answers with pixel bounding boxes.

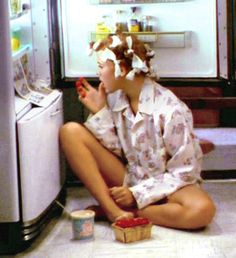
[86,205,134,222]
[87,205,134,223]
[109,210,134,222]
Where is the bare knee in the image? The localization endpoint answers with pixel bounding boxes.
[59,122,97,155]
[187,198,216,229]
[59,122,84,142]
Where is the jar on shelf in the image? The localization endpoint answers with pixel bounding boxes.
[115,10,128,32]
[140,16,153,32]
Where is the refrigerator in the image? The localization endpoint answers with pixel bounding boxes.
[0,0,234,254]
[0,0,65,254]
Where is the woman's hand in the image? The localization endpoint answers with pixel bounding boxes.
[110,186,136,208]
[76,78,106,114]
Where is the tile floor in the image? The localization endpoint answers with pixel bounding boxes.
[3,180,236,258]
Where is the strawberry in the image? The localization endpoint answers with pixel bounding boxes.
[75,80,81,88]
[115,217,150,228]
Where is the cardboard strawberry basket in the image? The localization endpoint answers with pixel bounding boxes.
[112,217,152,243]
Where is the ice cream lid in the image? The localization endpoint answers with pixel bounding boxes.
[70,209,95,219]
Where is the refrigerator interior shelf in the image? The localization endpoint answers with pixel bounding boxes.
[12,44,31,61]
[90,0,187,4]
[91,31,191,47]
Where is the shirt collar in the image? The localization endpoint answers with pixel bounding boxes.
[107,90,129,112]
[138,78,155,115]
[108,78,155,115]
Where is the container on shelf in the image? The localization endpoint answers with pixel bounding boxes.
[115,10,128,32]
[140,15,153,32]
[96,15,112,40]
[128,7,140,32]
[11,26,21,52]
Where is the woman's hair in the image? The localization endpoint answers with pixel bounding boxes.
[90,31,157,80]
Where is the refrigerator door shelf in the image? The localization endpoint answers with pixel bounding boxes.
[91,31,191,46]
[12,44,31,61]
[155,31,191,48]
[90,0,187,4]
[91,31,157,42]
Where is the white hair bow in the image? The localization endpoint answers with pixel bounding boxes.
[87,36,123,78]
[125,36,149,80]
[110,35,122,48]
[88,35,156,79]
[98,48,122,78]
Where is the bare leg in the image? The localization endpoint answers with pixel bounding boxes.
[59,122,133,222]
[137,184,216,230]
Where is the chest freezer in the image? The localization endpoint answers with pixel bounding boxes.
[0,0,66,254]
[17,92,65,224]
[0,92,65,254]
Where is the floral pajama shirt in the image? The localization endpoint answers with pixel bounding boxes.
[84,78,203,209]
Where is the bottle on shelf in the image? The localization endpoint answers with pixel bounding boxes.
[115,10,128,32]
[128,7,140,33]
[96,15,112,40]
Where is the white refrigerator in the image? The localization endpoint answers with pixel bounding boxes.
[0,0,65,254]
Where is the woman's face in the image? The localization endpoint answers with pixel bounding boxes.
[97,59,122,93]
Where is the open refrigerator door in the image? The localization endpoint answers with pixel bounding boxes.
[58,0,217,79]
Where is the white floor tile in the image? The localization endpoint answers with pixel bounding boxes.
[7,181,236,258]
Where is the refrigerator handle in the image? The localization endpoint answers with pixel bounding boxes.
[49,47,56,86]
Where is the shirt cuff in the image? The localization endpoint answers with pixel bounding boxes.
[129,175,197,209]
